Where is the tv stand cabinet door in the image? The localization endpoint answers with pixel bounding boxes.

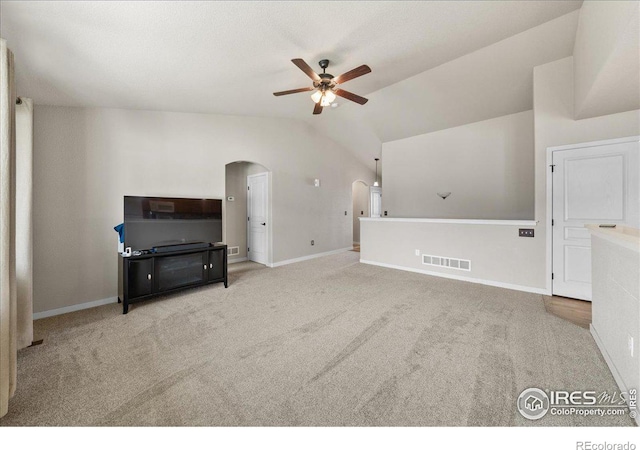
[128,258,154,299]
[155,251,208,292]
[207,248,226,281]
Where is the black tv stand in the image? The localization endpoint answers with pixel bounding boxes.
[152,242,212,253]
[117,244,227,314]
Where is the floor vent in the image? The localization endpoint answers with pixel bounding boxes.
[422,254,471,271]
[228,246,240,256]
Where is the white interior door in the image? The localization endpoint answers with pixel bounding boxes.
[247,172,269,265]
[552,140,639,300]
[370,186,382,218]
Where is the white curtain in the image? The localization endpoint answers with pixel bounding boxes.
[0,38,17,418]
[16,98,33,350]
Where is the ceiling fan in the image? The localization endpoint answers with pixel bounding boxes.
[273,58,371,115]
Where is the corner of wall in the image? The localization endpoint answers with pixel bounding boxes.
[573,0,640,119]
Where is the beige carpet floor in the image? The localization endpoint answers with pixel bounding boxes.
[0,251,633,426]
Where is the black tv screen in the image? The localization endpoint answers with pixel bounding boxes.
[124,196,223,250]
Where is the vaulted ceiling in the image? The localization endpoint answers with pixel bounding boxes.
[1,1,583,165]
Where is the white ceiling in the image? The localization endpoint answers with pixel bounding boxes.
[1,1,583,164]
[316,9,580,145]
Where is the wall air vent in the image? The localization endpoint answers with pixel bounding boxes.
[422,254,471,271]
[228,246,240,256]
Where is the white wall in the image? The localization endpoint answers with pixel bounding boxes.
[573,1,640,119]
[590,231,639,415]
[360,56,639,292]
[352,181,369,243]
[360,219,544,292]
[225,161,268,261]
[534,56,640,291]
[382,111,534,220]
[32,106,372,313]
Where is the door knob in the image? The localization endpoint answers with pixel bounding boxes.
[261,222,266,226]
[147,274,152,280]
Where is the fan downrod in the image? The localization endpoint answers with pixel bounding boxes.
[317,59,333,82]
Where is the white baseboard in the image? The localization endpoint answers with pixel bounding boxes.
[590,325,639,426]
[228,256,248,264]
[268,247,352,268]
[33,296,118,320]
[32,249,348,319]
[359,259,548,295]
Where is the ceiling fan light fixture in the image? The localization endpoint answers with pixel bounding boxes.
[310,89,323,104]
[312,88,336,107]
[324,89,336,103]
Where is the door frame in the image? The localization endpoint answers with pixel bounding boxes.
[246,171,271,266]
[351,180,369,245]
[545,135,640,296]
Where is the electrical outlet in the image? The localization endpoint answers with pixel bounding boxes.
[344,211,347,215]
[629,335,634,357]
[415,249,420,256]
[311,240,314,246]
[384,211,388,216]
[519,228,535,237]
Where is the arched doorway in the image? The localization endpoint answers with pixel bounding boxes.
[352,180,369,250]
[225,161,270,265]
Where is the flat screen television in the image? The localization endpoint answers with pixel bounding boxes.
[124,196,223,251]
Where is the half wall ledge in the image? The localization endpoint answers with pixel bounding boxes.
[359,218,538,226]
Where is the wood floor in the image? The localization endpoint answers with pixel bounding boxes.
[351,244,360,253]
[543,295,592,329]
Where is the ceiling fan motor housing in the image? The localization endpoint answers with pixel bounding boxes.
[314,74,335,89]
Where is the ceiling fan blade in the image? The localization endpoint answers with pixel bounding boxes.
[273,87,314,96]
[333,65,371,85]
[334,88,368,105]
[313,102,323,115]
[292,58,321,82]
